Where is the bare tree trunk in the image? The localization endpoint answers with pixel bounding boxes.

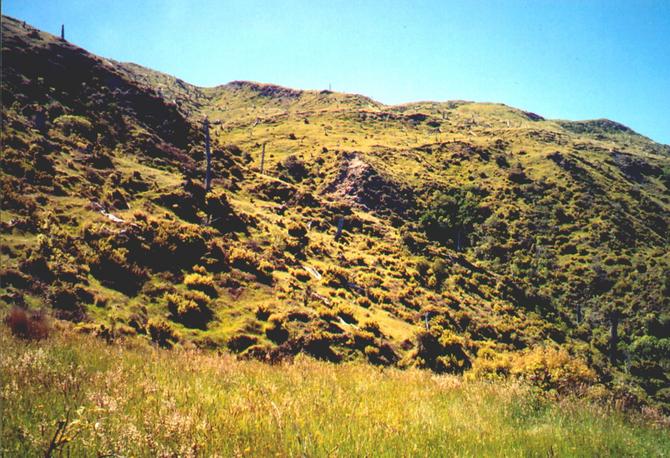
[204,118,211,192]
[260,143,266,175]
[335,216,344,241]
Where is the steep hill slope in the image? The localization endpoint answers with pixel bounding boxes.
[2,16,669,410]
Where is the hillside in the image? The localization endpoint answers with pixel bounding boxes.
[2,12,669,419]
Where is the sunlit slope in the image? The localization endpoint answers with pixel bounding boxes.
[2,15,669,411]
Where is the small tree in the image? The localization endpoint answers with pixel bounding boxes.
[586,264,626,365]
[419,188,484,250]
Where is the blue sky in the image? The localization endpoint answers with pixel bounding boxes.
[4,0,669,144]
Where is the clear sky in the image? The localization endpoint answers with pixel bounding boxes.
[4,0,669,144]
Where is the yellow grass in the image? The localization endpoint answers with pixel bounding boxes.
[1,327,668,457]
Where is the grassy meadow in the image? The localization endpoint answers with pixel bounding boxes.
[1,326,668,457]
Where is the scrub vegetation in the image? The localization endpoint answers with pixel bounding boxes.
[1,15,669,455]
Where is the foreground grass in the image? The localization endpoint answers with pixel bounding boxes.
[1,328,668,457]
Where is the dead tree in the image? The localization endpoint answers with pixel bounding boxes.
[260,143,266,175]
[334,216,344,241]
[204,118,212,192]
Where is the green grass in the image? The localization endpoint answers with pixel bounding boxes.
[1,327,668,457]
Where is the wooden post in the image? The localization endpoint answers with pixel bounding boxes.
[60,24,65,40]
[260,143,266,175]
[204,118,212,192]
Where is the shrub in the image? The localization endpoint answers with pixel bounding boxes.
[183,272,217,297]
[409,329,471,373]
[255,305,272,321]
[53,115,94,141]
[205,189,244,232]
[317,306,338,322]
[303,331,341,362]
[227,334,258,353]
[323,265,349,288]
[364,345,382,363]
[146,318,178,348]
[469,346,597,393]
[265,315,289,344]
[86,237,147,295]
[361,320,381,336]
[165,292,212,329]
[287,221,308,239]
[149,219,208,270]
[508,164,530,184]
[184,290,211,307]
[277,155,309,182]
[351,329,376,350]
[47,282,86,322]
[229,247,257,271]
[4,307,50,340]
[290,267,311,282]
[356,296,372,308]
[363,343,398,365]
[336,305,358,324]
[257,259,275,282]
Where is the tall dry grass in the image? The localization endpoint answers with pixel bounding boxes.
[1,326,668,457]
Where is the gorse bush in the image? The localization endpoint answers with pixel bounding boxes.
[409,328,472,373]
[469,346,597,393]
[165,292,212,329]
[146,318,178,348]
[183,272,217,297]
